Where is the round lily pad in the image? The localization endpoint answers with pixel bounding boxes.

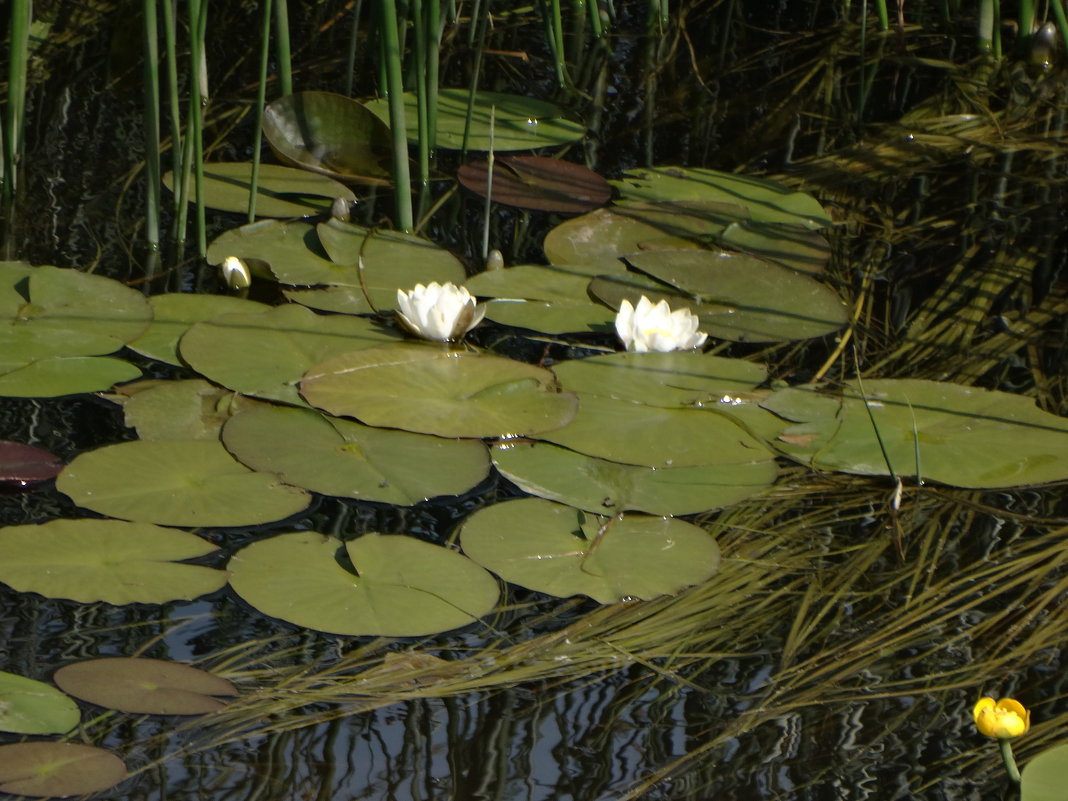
[179,303,399,406]
[493,440,777,516]
[164,162,357,217]
[222,404,490,504]
[302,344,579,438]
[0,441,63,483]
[0,518,227,604]
[228,531,500,636]
[56,440,310,527]
[762,378,1068,488]
[0,742,126,797]
[0,355,141,398]
[537,393,773,468]
[458,155,611,214]
[127,293,270,366]
[459,498,721,603]
[263,91,392,184]
[53,658,237,715]
[0,672,79,735]
[120,379,259,441]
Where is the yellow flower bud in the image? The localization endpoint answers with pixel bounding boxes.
[973,697,1030,739]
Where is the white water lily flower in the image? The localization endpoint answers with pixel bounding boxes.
[220,256,251,290]
[395,282,487,342]
[615,296,708,353]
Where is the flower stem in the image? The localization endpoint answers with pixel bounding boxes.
[999,738,1021,784]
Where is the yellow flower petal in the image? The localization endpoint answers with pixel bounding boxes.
[974,696,1031,739]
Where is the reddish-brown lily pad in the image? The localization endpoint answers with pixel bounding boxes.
[0,441,63,484]
[457,155,611,214]
[0,742,126,797]
[53,657,237,715]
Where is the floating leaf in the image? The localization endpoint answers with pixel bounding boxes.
[458,155,610,213]
[0,742,126,798]
[53,658,237,715]
[302,344,578,438]
[263,91,392,184]
[551,351,767,407]
[56,440,310,527]
[1022,744,1068,801]
[0,441,63,483]
[460,498,720,602]
[206,219,342,286]
[365,89,585,151]
[128,293,270,366]
[0,355,140,398]
[0,672,79,735]
[612,166,832,229]
[228,531,499,636]
[121,379,259,441]
[222,405,490,504]
[0,519,227,603]
[537,393,772,468]
[179,303,399,406]
[164,162,356,217]
[479,299,615,334]
[494,440,776,516]
[761,379,1068,488]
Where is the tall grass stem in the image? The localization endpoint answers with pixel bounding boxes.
[274,0,293,96]
[378,0,414,231]
[248,0,275,222]
[2,0,31,255]
[142,0,162,254]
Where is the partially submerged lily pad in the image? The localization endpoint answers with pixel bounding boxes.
[164,162,357,217]
[56,440,310,527]
[458,155,610,213]
[365,89,585,151]
[263,91,392,184]
[0,441,63,483]
[53,657,237,715]
[762,378,1068,488]
[119,379,258,441]
[0,742,126,798]
[228,531,500,636]
[222,404,491,504]
[302,344,579,438]
[493,440,776,517]
[0,672,79,735]
[460,497,720,603]
[0,518,227,603]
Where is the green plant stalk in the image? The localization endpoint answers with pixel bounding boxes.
[343,0,364,97]
[978,0,995,52]
[412,0,430,189]
[2,0,30,237]
[248,0,274,222]
[142,0,162,252]
[874,0,888,30]
[189,0,209,258]
[426,0,441,152]
[482,105,495,261]
[1018,0,1035,45]
[378,0,414,231]
[999,738,1021,784]
[539,0,569,90]
[1051,0,1068,58]
[162,0,183,217]
[274,0,293,97]
[461,0,490,155]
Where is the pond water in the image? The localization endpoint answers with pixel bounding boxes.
[2,2,1068,800]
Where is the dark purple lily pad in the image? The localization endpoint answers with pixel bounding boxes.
[457,156,611,214]
[0,742,126,797]
[53,657,237,715]
[0,441,63,484]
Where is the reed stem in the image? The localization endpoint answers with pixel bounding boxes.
[274,0,293,96]
[378,0,414,231]
[2,0,31,254]
[142,0,162,254]
[248,0,274,222]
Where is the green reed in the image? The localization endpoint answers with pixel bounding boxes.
[142,0,162,254]
[2,0,31,254]
[248,0,275,222]
[274,0,293,97]
[379,0,414,231]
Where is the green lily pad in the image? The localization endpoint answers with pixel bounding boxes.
[761,379,1068,488]
[537,392,773,468]
[0,742,126,798]
[120,379,259,441]
[302,344,578,438]
[222,404,490,504]
[460,498,720,602]
[228,531,499,636]
[263,91,392,185]
[164,162,356,217]
[589,251,848,343]
[457,155,610,213]
[56,440,310,527]
[1022,744,1068,801]
[179,303,400,406]
[551,351,767,407]
[493,440,776,516]
[127,293,270,366]
[206,219,341,286]
[53,658,237,715]
[365,89,586,151]
[0,518,227,603]
[612,166,832,229]
[0,355,141,397]
[479,299,615,334]
[0,672,79,735]
[719,219,830,275]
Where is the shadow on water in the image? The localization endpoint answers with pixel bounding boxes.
[2,2,1068,799]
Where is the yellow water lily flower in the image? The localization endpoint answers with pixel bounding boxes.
[973,697,1030,739]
